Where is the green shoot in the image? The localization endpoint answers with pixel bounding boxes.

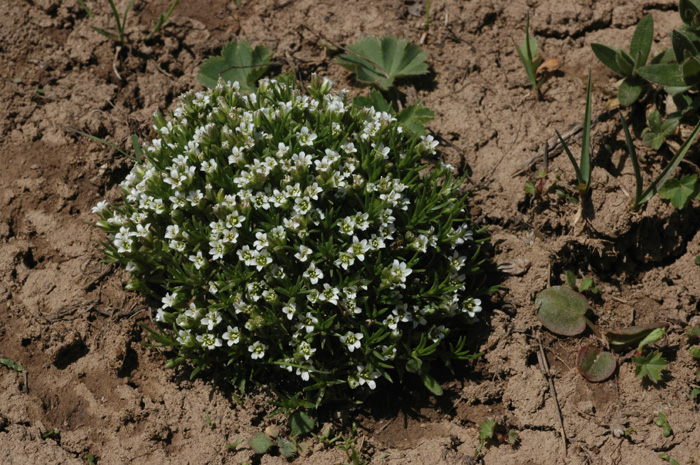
[619,111,700,210]
[424,0,431,30]
[77,0,179,44]
[514,13,545,93]
[654,412,673,437]
[556,70,594,197]
[147,0,179,40]
[0,357,24,372]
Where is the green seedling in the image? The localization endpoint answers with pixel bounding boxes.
[474,418,518,457]
[619,111,700,210]
[642,109,679,150]
[633,350,668,383]
[77,0,179,44]
[659,174,700,208]
[197,40,273,91]
[557,71,594,197]
[86,454,97,465]
[514,13,546,94]
[592,14,654,105]
[336,435,368,465]
[335,36,429,91]
[0,357,24,372]
[565,270,599,295]
[536,285,668,383]
[424,0,431,30]
[42,428,61,440]
[654,411,673,437]
[659,453,681,465]
[205,413,214,430]
[225,438,244,450]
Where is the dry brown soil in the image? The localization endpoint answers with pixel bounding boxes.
[2,0,700,464]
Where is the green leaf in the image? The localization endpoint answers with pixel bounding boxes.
[659,174,699,209]
[289,411,315,437]
[397,101,435,136]
[405,357,422,373]
[352,89,393,113]
[0,357,24,372]
[633,351,667,383]
[642,112,679,150]
[615,50,636,77]
[278,437,297,459]
[197,40,273,91]
[605,322,668,347]
[630,14,654,67]
[618,77,645,106]
[672,30,699,64]
[637,327,667,351]
[639,121,700,205]
[576,345,616,382]
[638,63,687,88]
[479,419,496,441]
[565,270,577,289]
[335,36,429,90]
[692,388,700,398]
[535,286,589,336]
[249,432,275,454]
[680,0,700,26]
[419,372,443,396]
[690,347,700,359]
[591,43,626,76]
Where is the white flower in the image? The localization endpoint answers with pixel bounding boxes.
[197,333,222,350]
[201,310,222,330]
[161,292,177,309]
[297,341,316,360]
[295,245,312,262]
[253,232,269,250]
[303,263,324,284]
[248,341,267,360]
[340,331,363,353]
[92,200,109,215]
[282,301,296,320]
[318,283,340,305]
[462,298,482,318]
[357,364,380,389]
[222,326,240,346]
[297,126,317,146]
[189,250,207,269]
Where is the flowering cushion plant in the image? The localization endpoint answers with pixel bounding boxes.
[94,75,486,406]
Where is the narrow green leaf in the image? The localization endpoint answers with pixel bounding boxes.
[605,322,668,347]
[639,121,700,205]
[565,270,577,289]
[630,14,654,67]
[91,26,121,42]
[637,327,667,351]
[591,43,625,75]
[672,30,699,64]
[579,70,593,189]
[76,0,94,19]
[149,0,179,39]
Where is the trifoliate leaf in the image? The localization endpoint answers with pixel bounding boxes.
[535,286,589,336]
[197,40,273,91]
[336,36,429,90]
[633,350,667,383]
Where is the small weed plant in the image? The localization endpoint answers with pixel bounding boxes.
[94,74,486,408]
[78,0,179,44]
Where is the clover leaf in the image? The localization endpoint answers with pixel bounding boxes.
[336,36,429,90]
[197,40,273,91]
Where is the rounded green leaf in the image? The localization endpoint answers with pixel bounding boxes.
[249,432,274,454]
[576,345,616,382]
[618,77,645,106]
[535,286,589,336]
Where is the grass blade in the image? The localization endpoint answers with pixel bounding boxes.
[556,130,582,184]
[121,0,138,41]
[640,121,700,205]
[148,0,180,39]
[579,70,593,191]
[76,0,94,20]
[106,0,122,39]
[67,126,130,158]
[618,111,643,207]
